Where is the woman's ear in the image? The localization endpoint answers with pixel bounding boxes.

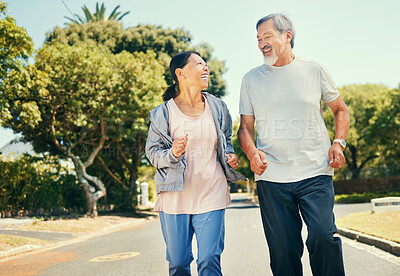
[175,68,185,80]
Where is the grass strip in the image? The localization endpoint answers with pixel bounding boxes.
[16,216,139,233]
[17,217,111,233]
[336,211,400,243]
[0,234,51,251]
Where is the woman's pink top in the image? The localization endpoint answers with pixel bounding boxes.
[153,96,231,214]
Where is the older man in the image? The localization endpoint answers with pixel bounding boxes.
[238,13,349,276]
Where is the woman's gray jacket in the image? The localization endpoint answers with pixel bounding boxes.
[145,92,247,194]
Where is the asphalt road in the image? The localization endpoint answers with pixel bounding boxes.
[1,196,399,275]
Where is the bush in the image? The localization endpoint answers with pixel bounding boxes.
[0,155,85,215]
[335,191,400,203]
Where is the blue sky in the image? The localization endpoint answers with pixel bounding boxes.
[1,0,399,148]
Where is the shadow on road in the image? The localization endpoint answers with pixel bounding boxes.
[227,205,259,209]
[98,210,159,219]
[227,198,259,209]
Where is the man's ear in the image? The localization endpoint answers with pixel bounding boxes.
[286,31,293,44]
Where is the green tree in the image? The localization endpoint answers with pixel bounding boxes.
[371,86,400,167]
[323,84,392,179]
[44,18,228,208]
[2,42,165,216]
[45,20,227,98]
[92,50,166,210]
[65,2,129,24]
[0,1,34,125]
[232,119,254,194]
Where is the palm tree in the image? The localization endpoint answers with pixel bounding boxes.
[65,2,130,24]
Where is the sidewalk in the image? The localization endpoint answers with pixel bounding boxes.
[0,213,157,260]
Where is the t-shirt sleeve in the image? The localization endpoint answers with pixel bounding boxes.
[320,64,340,103]
[239,74,254,115]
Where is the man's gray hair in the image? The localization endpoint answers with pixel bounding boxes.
[256,13,296,49]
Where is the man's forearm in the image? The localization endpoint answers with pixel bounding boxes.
[238,127,258,159]
[334,109,350,140]
[327,96,350,141]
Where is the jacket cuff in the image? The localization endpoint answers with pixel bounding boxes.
[226,145,234,155]
[168,149,183,164]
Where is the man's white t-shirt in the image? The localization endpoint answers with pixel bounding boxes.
[239,57,339,183]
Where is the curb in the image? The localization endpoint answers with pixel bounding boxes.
[0,245,42,258]
[337,227,400,257]
[0,216,156,261]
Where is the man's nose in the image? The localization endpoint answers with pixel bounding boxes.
[259,40,268,48]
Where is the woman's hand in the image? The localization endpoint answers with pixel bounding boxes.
[171,134,188,158]
[227,153,239,170]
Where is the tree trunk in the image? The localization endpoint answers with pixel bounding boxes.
[69,154,106,217]
[116,138,141,209]
[51,117,108,217]
[129,171,138,207]
[346,144,379,180]
[351,168,361,180]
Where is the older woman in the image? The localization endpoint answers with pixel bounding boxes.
[146,51,246,275]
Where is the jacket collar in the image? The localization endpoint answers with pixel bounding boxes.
[149,92,221,133]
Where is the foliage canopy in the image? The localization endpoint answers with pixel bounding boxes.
[46,20,227,98]
[323,83,396,179]
[0,1,34,126]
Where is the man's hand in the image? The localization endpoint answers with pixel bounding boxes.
[328,143,345,169]
[171,134,188,158]
[227,153,239,170]
[250,150,268,175]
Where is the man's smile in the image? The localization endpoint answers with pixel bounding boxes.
[262,45,273,55]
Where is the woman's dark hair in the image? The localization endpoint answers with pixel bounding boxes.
[163,51,201,101]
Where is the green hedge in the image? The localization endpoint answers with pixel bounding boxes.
[334,176,400,194]
[0,156,85,216]
[335,191,400,203]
